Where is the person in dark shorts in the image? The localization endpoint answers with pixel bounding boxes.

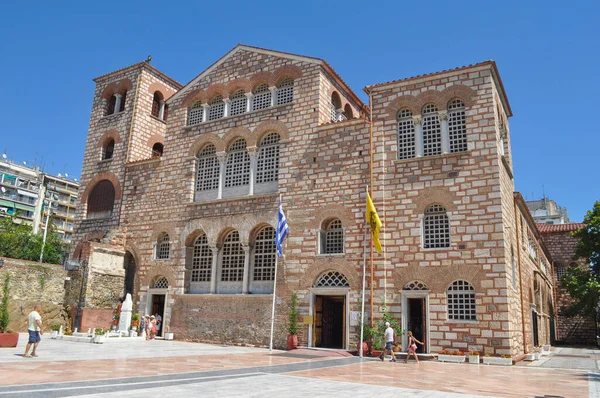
[379,321,396,362]
[24,304,43,358]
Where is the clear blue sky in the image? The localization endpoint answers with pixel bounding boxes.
[1,1,598,221]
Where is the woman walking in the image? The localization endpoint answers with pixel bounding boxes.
[405,331,424,363]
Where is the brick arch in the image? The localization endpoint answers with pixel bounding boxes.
[101,83,119,100]
[183,228,209,247]
[148,82,176,100]
[150,222,177,244]
[123,244,141,268]
[441,85,477,108]
[97,129,122,148]
[141,265,178,289]
[81,172,122,205]
[205,83,226,101]
[249,222,276,244]
[223,127,252,149]
[181,89,205,108]
[313,203,356,230]
[226,78,253,95]
[413,188,457,214]
[252,120,290,144]
[386,95,419,119]
[146,133,164,148]
[188,133,223,156]
[393,264,484,294]
[271,65,303,85]
[250,71,273,88]
[300,261,359,290]
[117,78,133,92]
[216,227,246,247]
[415,90,446,112]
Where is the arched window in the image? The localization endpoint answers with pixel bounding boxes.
[208,95,225,121]
[423,204,450,248]
[321,218,344,254]
[102,139,115,160]
[555,264,567,281]
[397,109,415,160]
[151,92,163,118]
[118,91,127,112]
[225,139,250,188]
[448,99,467,153]
[152,143,163,158]
[276,78,294,105]
[221,230,244,282]
[191,234,212,282]
[314,271,349,287]
[156,233,170,260]
[344,104,354,120]
[253,226,276,281]
[256,133,280,184]
[447,280,476,321]
[153,276,169,289]
[252,84,272,111]
[196,144,219,192]
[330,92,342,122]
[422,104,441,156]
[107,96,117,115]
[230,89,247,116]
[403,280,428,291]
[188,101,203,125]
[87,180,115,219]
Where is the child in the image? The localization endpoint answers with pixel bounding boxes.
[405,331,424,363]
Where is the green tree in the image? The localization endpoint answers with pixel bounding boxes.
[0,215,63,264]
[562,201,600,317]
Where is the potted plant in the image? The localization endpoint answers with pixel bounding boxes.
[392,342,402,353]
[438,349,466,363]
[0,273,19,348]
[131,313,140,328]
[357,316,372,356]
[468,350,480,364]
[482,353,513,366]
[50,323,61,339]
[94,328,106,344]
[286,292,299,350]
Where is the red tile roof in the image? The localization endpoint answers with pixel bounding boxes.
[536,223,586,233]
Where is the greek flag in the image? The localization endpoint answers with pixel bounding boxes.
[275,199,289,257]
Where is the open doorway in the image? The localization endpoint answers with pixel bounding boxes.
[314,295,345,349]
[407,298,426,353]
[151,294,165,337]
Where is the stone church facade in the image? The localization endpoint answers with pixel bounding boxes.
[70,45,554,356]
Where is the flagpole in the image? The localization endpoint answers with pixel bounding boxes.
[368,90,374,328]
[359,185,369,358]
[269,194,283,351]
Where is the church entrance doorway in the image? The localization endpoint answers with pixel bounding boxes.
[401,280,430,354]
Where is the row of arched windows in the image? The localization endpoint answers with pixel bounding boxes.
[397,99,467,160]
[195,133,280,201]
[106,90,127,116]
[100,139,163,161]
[188,78,294,125]
[329,92,354,122]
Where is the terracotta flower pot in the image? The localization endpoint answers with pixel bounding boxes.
[0,333,19,348]
[357,341,369,356]
[287,334,298,350]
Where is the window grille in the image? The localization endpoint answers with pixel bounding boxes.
[276,78,294,105]
[252,84,271,111]
[448,99,467,153]
[330,102,337,122]
[423,204,450,248]
[87,180,115,217]
[192,234,212,282]
[422,104,441,156]
[221,231,244,282]
[403,280,428,290]
[188,101,203,125]
[103,139,114,160]
[397,109,415,160]
[314,271,349,287]
[230,90,247,116]
[256,133,280,184]
[447,280,476,321]
[225,139,250,188]
[527,232,538,260]
[208,96,225,121]
[324,219,344,254]
[153,276,169,289]
[196,145,219,191]
[156,233,170,260]
[253,227,276,281]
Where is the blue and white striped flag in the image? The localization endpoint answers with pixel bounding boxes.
[275,199,289,257]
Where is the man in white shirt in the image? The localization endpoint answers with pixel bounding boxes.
[24,304,43,358]
[379,321,396,362]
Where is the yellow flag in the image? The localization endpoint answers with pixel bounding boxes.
[366,191,383,253]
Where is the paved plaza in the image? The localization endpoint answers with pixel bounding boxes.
[0,334,598,397]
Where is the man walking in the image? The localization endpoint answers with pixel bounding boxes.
[379,321,396,362]
[24,303,43,358]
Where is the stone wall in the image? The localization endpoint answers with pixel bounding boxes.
[0,258,69,332]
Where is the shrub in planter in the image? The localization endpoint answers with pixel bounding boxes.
[372,305,404,350]
[50,323,61,339]
[287,292,299,350]
[131,313,140,327]
[94,328,106,344]
[468,351,480,364]
[0,273,19,348]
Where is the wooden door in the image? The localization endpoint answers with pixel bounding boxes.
[314,296,323,347]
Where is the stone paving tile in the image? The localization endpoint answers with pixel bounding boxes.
[289,360,590,398]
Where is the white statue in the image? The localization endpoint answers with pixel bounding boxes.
[118,293,133,333]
